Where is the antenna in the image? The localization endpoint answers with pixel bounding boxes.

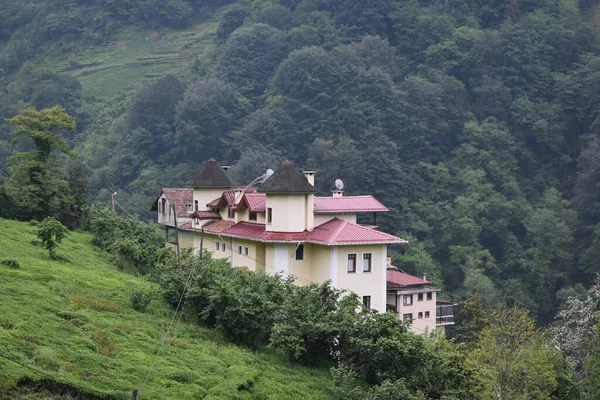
[335,179,344,190]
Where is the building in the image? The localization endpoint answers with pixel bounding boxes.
[151,159,455,333]
[386,263,457,335]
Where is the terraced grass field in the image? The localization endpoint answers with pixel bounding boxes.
[0,219,332,399]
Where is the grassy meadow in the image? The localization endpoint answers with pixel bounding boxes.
[0,218,332,399]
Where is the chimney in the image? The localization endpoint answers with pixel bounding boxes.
[233,188,244,205]
[423,274,427,281]
[222,165,231,171]
[303,171,315,186]
[332,190,344,198]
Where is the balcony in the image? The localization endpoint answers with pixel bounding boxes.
[436,301,456,326]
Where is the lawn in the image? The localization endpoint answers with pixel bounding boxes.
[0,218,332,399]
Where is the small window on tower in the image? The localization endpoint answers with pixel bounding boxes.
[362,295,371,310]
[362,253,372,272]
[194,200,198,211]
[347,254,357,273]
[267,208,273,224]
[295,244,304,261]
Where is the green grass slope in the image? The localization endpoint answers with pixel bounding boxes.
[35,8,224,101]
[0,218,332,399]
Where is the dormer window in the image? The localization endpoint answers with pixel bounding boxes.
[229,207,235,218]
[161,198,166,215]
[249,212,257,221]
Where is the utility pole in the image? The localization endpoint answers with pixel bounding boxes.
[111,190,117,214]
[171,204,182,272]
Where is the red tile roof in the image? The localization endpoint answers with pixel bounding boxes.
[202,218,406,245]
[387,270,432,288]
[202,220,236,233]
[314,195,389,214]
[238,193,267,212]
[180,221,193,229]
[191,210,221,220]
[150,188,192,217]
[309,218,406,245]
[213,187,258,209]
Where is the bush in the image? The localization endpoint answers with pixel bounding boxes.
[130,288,153,312]
[1,258,20,268]
[36,216,69,259]
[34,347,61,371]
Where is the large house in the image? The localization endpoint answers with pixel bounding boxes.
[152,159,455,334]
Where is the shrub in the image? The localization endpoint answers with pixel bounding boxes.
[1,258,20,268]
[36,216,69,259]
[130,288,153,312]
[71,294,120,313]
[92,331,117,357]
[34,347,61,371]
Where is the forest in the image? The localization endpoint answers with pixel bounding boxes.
[3,0,600,397]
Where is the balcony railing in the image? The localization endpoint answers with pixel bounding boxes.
[436,301,456,326]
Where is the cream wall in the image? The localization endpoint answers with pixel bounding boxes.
[392,289,438,334]
[314,213,357,226]
[235,208,266,224]
[310,244,334,285]
[265,195,308,232]
[229,238,260,271]
[193,188,226,211]
[337,245,387,313]
[157,194,191,227]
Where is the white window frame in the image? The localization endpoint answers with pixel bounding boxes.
[347,253,357,273]
[362,253,372,273]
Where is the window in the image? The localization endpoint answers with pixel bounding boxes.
[186,203,192,212]
[362,295,371,310]
[362,253,372,272]
[418,293,423,302]
[295,244,304,260]
[427,292,433,301]
[267,208,273,224]
[403,294,413,306]
[425,311,430,319]
[238,245,242,254]
[347,254,357,273]
[194,200,198,211]
[403,313,413,322]
[418,312,423,319]
[221,242,226,251]
[229,207,235,218]
[244,247,249,256]
[161,198,166,215]
[216,242,219,251]
[249,212,257,221]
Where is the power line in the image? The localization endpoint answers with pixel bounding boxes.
[113,199,137,220]
[137,251,201,398]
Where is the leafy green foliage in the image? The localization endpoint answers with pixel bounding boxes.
[0,258,20,268]
[36,216,69,259]
[129,288,154,312]
[87,205,171,274]
[467,305,558,400]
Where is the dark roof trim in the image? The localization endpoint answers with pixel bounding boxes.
[257,160,315,194]
[186,158,237,188]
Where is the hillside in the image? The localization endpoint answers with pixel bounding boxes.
[4,0,600,333]
[0,218,332,399]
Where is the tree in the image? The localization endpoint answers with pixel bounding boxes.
[467,305,557,400]
[5,106,75,221]
[174,79,244,162]
[36,216,69,259]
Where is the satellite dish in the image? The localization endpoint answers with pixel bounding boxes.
[335,179,344,190]
[266,169,274,178]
